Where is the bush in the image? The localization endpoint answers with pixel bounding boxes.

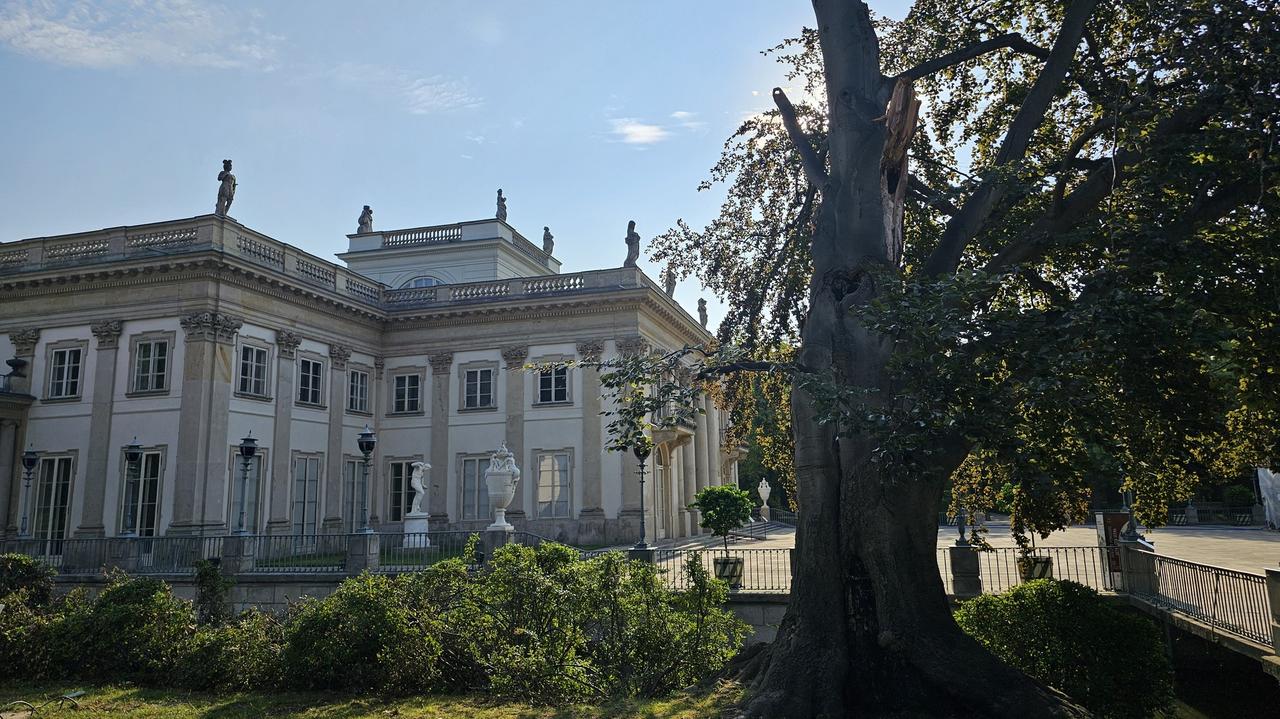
[0,553,57,608]
[282,572,443,695]
[1223,484,1255,507]
[0,591,52,678]
[689,485,755,554]
[955,579,1174,718]
[177,609,284,691]
[193,559,234,625]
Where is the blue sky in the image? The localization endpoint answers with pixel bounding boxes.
[0,0,910,329]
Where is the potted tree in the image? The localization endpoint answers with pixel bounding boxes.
[690,484,755,587]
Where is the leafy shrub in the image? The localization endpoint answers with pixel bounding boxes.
[282,572,442,695]
[1223,484,1255,507]
[0,591,52,678]
[955,579,1174,718]
[177,609,284,691]
[0,553,57,608]
[689,485,755,554]
[44,573,195,681]
[193,559,234,625]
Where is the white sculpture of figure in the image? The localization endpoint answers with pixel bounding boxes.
[757,479,772,521]
[1258,467,1280,529]
[403,460,432,547]
[484,442,521,531]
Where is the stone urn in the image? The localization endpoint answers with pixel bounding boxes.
[484,442,521,531]
[757,480,772,521]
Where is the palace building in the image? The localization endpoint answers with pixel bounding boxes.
[0,208,739,549]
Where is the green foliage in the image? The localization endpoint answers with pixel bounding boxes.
[193,559,233,625]
[1223,484,1256,507]
[0,553,57,609]
[690,485,755,554]
[177,609,284,691]
[955,579,1174,718]
[282,572,443,695]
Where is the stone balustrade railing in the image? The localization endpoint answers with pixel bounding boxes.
[0,216,655,313]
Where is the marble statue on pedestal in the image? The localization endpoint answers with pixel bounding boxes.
[623,221,640,267]
[496,189,508,222]
[404,460,432,546]
[543,226,554,255]
[215,159,236,217]
[757,479,772,521]
[357,205,373,234]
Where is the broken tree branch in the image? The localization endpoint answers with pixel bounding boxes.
[908,175,960,215]
[773,87,829,188]
[900,33,1051,81]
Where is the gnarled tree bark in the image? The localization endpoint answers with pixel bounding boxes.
[734,2,1097,716]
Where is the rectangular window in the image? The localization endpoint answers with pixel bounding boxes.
[343,459,360,532]
[536,452,572,519]
[121,449,163,536]
[48,348,83,398]
[228,452,262,534]
[348,370,369,412]
[537,366,569,404]
[33,456,73,552]
[132,339,169,393]
[464,368,494,409]
[238,345,269,396]
[460,456,487,519]
[393,374,421,413]
[291,454,321,536]
[298,358,323,405]
[388,461,416,522]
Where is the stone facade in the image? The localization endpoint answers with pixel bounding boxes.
[0,214,732,547]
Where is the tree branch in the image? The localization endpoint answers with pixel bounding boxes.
[772,88,829,187]
[908,175,960,215]
[1051,116,1116,212]
[921,0,1100,277]
[899,33,1051,81]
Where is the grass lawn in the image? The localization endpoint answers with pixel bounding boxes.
[0,683,743,719]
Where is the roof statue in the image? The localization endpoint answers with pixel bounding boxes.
[215,159,236,217]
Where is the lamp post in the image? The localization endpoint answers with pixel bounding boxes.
[120,438,143,537]
[234,433,258,536]
[19,446,38,538]
[633,439,653,549]
[356,425,376,534]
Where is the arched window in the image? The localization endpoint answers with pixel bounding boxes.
[401,276,442,289]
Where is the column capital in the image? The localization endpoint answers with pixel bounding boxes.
[328,344,352,370]
[616,335,649,358]
[501,345,529,369]
[90,320,123,349]
[428,352,454,375]
[276,330,302,359]
[8,328,39,356]
[575,339,605,363]
[0,418,20,429]
[373,356,385,379]
[180,312,242,344]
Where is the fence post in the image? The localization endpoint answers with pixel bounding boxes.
[106,537,139,574]
[1117,539,1156,596]
[627,546,657,564]
[345,533,380,573]
[220,535,254,575]
[949,545,982,599]
[1265,568,1280,655]
[479,527,515,564]
[1185,502,1199,525]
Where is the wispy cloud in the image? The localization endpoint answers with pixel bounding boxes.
[609,118,670,145]
[0,0,281,69]
[670,110,705,130]
[329,62,482,115]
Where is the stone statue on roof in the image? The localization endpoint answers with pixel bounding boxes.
[215,159,236,217]
[698,298,708,328]
[357,205,373,234]
[543,226,554,255]
[496,189,508,222]
[623,220,640,267]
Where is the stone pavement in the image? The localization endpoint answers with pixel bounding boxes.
[648,521,1280,575]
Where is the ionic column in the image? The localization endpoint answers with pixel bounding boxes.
[576,340,606,519]
[74,320,123,537]
[370,357,385,526]
[681,439,697,535]
[693,394,710,511]
[501,345,529,522]
[707,398,723,486]
[266,330,300,534]
[428,352,453,525]
[172,312,241,534]
[616,336,648,521]
[323,345,352,531]
[0,419,19,539]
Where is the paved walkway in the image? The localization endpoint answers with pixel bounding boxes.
[645,521,1280,575]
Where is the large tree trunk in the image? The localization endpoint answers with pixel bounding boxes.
[733,2,1091,716]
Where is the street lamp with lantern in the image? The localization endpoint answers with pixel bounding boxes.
[633,437,653,549]
[120,437,143,537]
[234,433,258,535]
[19,446,38,538]
[356,425,376,534]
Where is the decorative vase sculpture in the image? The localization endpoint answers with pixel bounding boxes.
[757,480,772,521]
[404,461,431,547]
[485,442,520,531]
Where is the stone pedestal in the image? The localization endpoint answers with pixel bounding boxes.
[627,547,656,564]
[1265,568,1280,654]
[107,538,140,573]
[403,513,430,547]
[948,544,982,599]
[480,527,513,563]
[219,535,255,575]
[345,533,380,574]
[1185,503,1200,524]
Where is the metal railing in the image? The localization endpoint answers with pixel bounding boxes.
[134,535,224,573]
[771,509,797,527]
[376,531,477,571]
[975,546,1113,593]
[1125,550,1270,645]
[2,536,222,576]
[245,534,350,573]
[654,548,792,593]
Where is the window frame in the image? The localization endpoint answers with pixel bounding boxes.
[44,340,87,401]
[127,332,175,396]
[235,339,273,400]
[296,354,326,408]
[531,354,573,406]
[290,452,324,537]
[119,445,166,536]
[385,458,421,522]
[458,454,490,520]
[31,452,76,549]
[458,361,498,412]
[532,448,574,519]
[347,366,371,414]
[389,369,424,415]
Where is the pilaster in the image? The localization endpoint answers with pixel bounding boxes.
[323,344,351,530]
[0,419,18,539]
[371,356,385,526]
[77,319,123,537]
[267,330,300,534]
[501,345,529,522]
[576,340,606,519]
[693,395,710,532]
[428,352,453,524]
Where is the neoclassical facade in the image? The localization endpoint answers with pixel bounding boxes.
[0,213,738,547]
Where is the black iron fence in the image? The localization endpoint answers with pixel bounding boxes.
[1125,549,1270,645]
[654,548,793,593]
